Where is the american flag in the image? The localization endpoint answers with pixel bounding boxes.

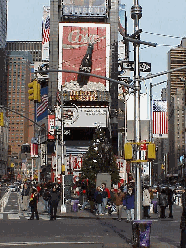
[37,95,48,117]
[153,100,168,134]
[42,16,50,44]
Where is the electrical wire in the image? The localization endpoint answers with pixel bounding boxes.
[142,31,182,39]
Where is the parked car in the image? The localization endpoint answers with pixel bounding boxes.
[174,186,184,194]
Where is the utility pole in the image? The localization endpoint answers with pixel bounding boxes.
[131,0,142,220]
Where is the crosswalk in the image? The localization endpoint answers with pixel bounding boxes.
[0,212,55,221]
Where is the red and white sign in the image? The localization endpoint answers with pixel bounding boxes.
[58,23,110,91]
[140,140,147,151]
[48,115,55,140]
[31,143,38,158]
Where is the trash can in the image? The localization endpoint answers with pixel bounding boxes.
[71,200,79,212]
[132,220,152,248]
[151,200,157,213]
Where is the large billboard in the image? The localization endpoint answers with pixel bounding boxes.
[58,23,110,91]
[62,0,107,17]
[55,106,108,128]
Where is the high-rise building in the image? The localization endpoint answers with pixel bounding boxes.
[168,38,186,178]
[7,51,33,167]
[6,41,42,62]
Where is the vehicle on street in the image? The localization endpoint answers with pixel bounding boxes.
[8,185,16,192]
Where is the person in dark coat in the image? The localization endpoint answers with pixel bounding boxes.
[180,189,186,247]
[123,187,135,222]
[48,185,60,220]
[158,189,168,218]
[94,186,103,215]
[42,186,50,213]
[166,187,174,218]
[29,188,39,220]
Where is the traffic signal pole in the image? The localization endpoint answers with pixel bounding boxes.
[131,0,142,220]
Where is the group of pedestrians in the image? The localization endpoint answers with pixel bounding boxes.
[94,182,135,222]
[142,185,174,219]
[21,182,61,221]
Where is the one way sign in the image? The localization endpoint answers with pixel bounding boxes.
[120,61,151,72]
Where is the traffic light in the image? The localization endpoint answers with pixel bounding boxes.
[124,143,133,160]
[0,112,4,126]
[147,143,156,160]
[28,79,41,102]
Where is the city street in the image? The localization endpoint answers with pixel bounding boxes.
[0,191,183,248]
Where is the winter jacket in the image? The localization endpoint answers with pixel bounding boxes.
[102,188,109,198]
[48,190,60,204]
[42,189,50,201]
[114,192,125,206]
[123,193,135,210]
[29,192,38,207]
[94,190,103,204]
[158,193,168,207]
[167,189,174,205]
[143,189,151,206]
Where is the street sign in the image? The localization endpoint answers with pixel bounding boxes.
[122,61,151,72]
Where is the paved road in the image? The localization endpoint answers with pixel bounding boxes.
[0,191,183,248]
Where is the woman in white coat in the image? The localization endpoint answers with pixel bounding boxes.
[143,185,151,218]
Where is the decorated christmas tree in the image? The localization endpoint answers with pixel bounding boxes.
[81,126,120,185]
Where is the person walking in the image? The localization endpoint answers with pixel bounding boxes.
[143,186,151,218]
[114,188,125,221]
[123,186,135,222]
[48,185,60,221]
[21,184,30,211]
[94,186,103,215]
[101,183,110,214]
[158,188,168,218]
[167,187,174,218]
[42,185,50,213]
[29,188,39,220]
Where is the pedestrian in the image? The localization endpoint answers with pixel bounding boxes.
[48,185,60,220]
[42,185,50,213]
[114,188,125,221]
[143,185,151,218]
[180,188,186,247]
[108,187,115,215]
[166,187,174,218]
[94,186,103,215]
[123,187,135,222]
[21,184,30,211]
[28,188,39,220]
[158,188,168,218]
[101,183,110,214]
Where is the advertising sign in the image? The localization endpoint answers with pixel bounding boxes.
[48,115,55,140]
[42,6,50,61]
[58,23,110,91]
[55,106,108,128]
[31,143,38,158]
[62,0,107,17]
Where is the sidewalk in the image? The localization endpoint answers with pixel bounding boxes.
[37,198,183,248]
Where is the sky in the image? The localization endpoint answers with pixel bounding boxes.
[7,0,186,99]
